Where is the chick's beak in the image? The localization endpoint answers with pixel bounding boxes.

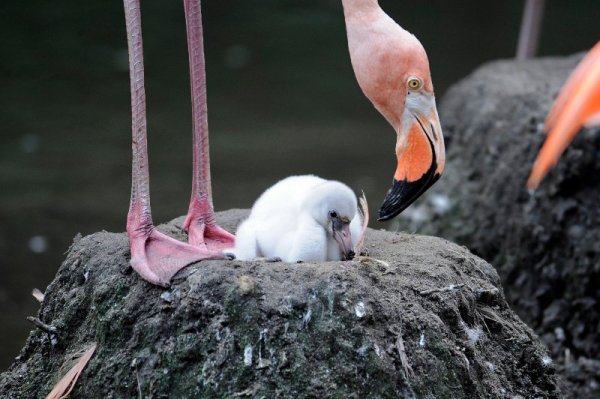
[332,218,355,260]
[378,103,444,221]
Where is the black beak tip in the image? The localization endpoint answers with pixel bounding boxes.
[378,202,407,221]
[377,211,395,222]
[377,181,410,221]
[378,173,440,222]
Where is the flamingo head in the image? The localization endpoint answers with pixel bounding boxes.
[306,181,358,260]
[372,36,445,221]
[342,5,446,221]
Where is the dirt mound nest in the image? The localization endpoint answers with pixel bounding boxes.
[0,210,559,398]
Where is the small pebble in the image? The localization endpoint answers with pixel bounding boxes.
[354,302,366,318]
[160,291,173,303]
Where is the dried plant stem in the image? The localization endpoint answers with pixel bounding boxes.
[26,317,57,335]
[419,284,464,296]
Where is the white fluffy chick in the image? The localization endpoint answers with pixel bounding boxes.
[231,175,363,262]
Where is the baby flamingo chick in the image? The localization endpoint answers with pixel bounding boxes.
[232,175,363,262]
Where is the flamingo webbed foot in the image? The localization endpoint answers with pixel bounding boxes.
[129,228,227,287]
[183,198,236,251]
[184,219,236,251]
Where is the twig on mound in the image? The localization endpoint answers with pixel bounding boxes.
[353,256,390,268]
[131,358,143,399]
[475,304,521,337]
[32,288,45,303]
[419,284,464,296]
[395,327,414,379]
[234,386,257,397]
[136,368,143,399]
[27,316,58,335]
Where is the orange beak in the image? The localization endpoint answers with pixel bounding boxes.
[379,101,444,221]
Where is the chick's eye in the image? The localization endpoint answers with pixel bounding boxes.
[329,211,338,218]
[407,77,423,91]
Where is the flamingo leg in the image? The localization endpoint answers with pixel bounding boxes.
[124,0,226,287]
[182,0,235,250]
[516,0,546,60]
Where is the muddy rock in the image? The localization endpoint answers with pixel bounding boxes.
[397,54,600,398]
[0,210,559,398]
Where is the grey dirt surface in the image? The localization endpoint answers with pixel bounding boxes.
[0,210,559,398]
[398,53,600,398]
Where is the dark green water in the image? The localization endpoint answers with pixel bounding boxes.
[1,0,598,369]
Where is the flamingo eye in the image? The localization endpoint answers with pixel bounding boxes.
[407,77,423,91]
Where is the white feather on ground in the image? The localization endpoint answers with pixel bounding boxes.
[231,175,363,262]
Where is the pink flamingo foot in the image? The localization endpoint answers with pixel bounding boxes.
[183,198,235,251]
[129,229,226,287]
[128,204,227,287]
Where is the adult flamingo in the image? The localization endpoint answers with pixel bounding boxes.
[527,41,600,189]
[123,0,234,286]
[341,0,445,221]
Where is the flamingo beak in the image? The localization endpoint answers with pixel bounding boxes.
[527,41,600,189]
[332,218,355,260]
[378,99,444,221]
